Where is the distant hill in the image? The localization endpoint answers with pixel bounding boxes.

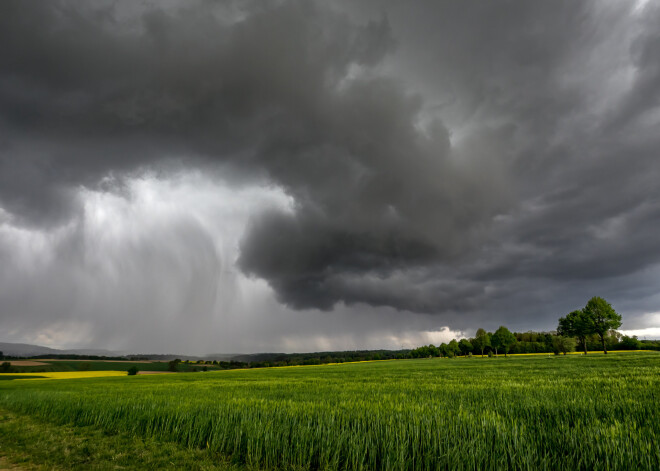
[0,342,61,357]
[0,341,237,361]
[0,342,122,358]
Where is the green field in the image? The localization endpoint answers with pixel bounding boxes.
[1,353,659,470]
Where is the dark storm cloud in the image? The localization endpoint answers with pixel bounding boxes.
[1,0,660,335]
[0,0,394,222]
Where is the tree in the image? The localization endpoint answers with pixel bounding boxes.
[583,297,622,354]
[551,335,576,355]
[447,339,460,358]
[439,343,449,357]
[127,366,139,375]
[492,326,516,357]
[558,310,594,354]
[168,359,181,372]
[472,328,491,357]
[458,339,473,356]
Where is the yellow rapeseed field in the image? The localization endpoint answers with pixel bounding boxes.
[0,371,126,380]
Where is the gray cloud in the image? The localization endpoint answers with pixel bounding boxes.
[1,0,660,352]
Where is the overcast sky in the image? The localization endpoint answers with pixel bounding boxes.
[1,0,659,354]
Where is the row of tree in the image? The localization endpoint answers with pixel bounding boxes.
[557,297,622,354]
[411,297,658,358]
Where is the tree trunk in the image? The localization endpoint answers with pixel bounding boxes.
[601,335,607,354]
[583,337,587,355]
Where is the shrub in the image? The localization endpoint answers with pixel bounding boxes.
[127,366,139,376]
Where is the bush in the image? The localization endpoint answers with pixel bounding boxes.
[127,366,139,376]
[488,351,494,358]
[619,336,642,350]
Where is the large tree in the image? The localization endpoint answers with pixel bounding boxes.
[583,297,622,354]
[458,339,473,357]
[447,339,461,358]
[558,309,594,354]
[472,328,491,357]
[491,326,516,357]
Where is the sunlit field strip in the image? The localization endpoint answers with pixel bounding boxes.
[0,371,126,380]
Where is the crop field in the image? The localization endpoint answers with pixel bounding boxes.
[1,353,659,470]
[0,371,127,380]
[4,359,220,373]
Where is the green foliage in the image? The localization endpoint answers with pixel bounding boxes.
[410,345,440,358]
[552,336,577,355]
[447,339,460,357]
[458,339,473,356]
[491,326,516,357]
[127,366,139,376]
[1,354,659,470]
[558,309,595,354]
[558,297,623,355]
[1,361,12,373]
[168,359,181,372]
[620,335,642,350]
[472,328,491,357]
[583,297,622,354]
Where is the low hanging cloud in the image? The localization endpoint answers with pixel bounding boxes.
[1,0,660,352]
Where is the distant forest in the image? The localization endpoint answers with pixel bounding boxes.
[3,331,657,372]
[2,298,658,371]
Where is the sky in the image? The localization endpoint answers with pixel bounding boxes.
[1,0,660,354]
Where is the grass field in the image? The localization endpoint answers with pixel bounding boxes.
[1,352,658,470]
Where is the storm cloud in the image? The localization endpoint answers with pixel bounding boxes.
[1,0,660,353]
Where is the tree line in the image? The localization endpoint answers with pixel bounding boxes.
[411,297,660,358]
